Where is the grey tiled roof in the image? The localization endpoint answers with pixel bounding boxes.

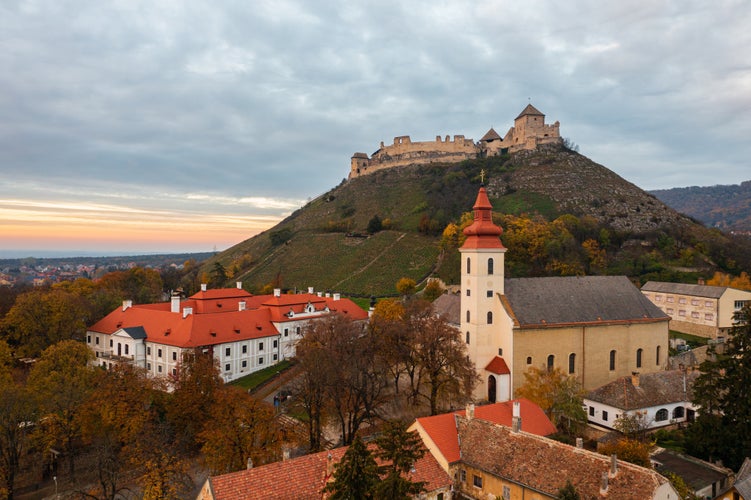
[122,326,147,339]
[651,449,731,492]
[641,281,727,299]
[505,276,669,327]
[585,370,699,410]
[432,293,460,325]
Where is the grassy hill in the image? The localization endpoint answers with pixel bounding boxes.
[196,145,751,297]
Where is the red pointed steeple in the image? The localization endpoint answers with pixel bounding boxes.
[461,186,505,249]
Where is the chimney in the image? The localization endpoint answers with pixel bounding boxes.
[576,437,583,449]
[282,447,290,461]
[698,278,705,285]
[201,283,207,292]
[512,400,522,433]
[182,307,193,318]
[122,300,132,311]
[317,292,323,297]
[631,372,640,387]
[333,293,341,301]
[236,281,242,289]
[308,286,314,294]
[325,292,331,298]
[600,472,609,495]
[610,454,618,477]
[246,457,253,470]
[273,288,281,297]
[466,403,475,420]
[326,453,334,476]
[239,301,246,311]
[171,294,180,313]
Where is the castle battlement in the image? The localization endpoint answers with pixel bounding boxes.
[349,104,561,179]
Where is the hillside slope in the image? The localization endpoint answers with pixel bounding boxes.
[198,145,749,297]
[651,181,751,232]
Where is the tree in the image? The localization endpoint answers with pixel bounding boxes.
[0,382,36,500]
[367,214,383,234]
[1,288,88,357]
[516,366,587,435]
[199,386,281,474]
[421,279,445,302]
[688,303,751,469]
[413,313,477,415]
[27,340,95,481]
[598,438,651,468]
[373,421,426,499]
[96,267,163,305]
[557,480,581,500]
[613,411,652,442]
[323,436,379,500]
[395,278,416,297]
[210,262,228,288]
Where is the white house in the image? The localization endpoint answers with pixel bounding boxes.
[584,370,700,431]
[86,283,367,383]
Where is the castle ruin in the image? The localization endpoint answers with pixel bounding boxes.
[349,104,561,179]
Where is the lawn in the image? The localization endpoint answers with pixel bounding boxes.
[229,359,293,391]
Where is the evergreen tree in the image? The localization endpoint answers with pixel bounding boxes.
[323,436,379,500]
[557,480,581,500]
[688,304,751,470]
[373,421,426,500]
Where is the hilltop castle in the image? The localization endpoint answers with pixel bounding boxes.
[349,104,561,179]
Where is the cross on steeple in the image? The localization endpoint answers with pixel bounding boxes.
[480,169,486,184]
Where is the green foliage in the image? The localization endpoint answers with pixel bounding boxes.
[557,480,581,499]
[661,471,699,500]
[373,421,426,499]
[422,280,445,302]
[324,436,379,500]
[367,214,383,234]
[516,366,587,436]
[269,228,293,246]
[687,304,751,470]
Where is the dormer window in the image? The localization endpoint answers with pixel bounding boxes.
[288,308,295,318]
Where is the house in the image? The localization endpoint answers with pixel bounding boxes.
[435,185,670,402]
[86,283,367,383]
[716,457,751,500]
[409,399,556,472]
[451,414,678,499]
[584,370,699,431]
[651,448,733,499]
[197,442,452,500]
[641,281,751,339]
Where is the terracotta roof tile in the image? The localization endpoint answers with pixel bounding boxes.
[457,416,672,498]
[485,356,510,375]
[414,399,556,464]
[207,443,450,500]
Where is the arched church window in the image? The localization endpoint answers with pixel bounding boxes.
[609,350,616,371]
[636,348,643,368]
[488,375,497,403]
[547,355,554,371]
[526,356,532,365]
[656,346,661,366]
[673,407,684,419]
[568,353,576,374]
[466,310,470,323]
[466,331,470,344]
[488,258,494,275]
[466,257,471,274]
[487,312,493,324]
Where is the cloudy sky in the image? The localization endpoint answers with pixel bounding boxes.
[1,0,749,257]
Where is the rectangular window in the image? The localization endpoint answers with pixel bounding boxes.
[466,289,470,296]
[678,310,686,317]
[158,365,162,373]
[242,360,247,368]
[259,357,264,365]
[589,406,595,417]
[602,410,608,421]
[284,328,289,337]
[147,346,151,355]
[172,351,177,361]
[259,342,264,351]
[498,348,503,356]
[679,297,686,304]
[87,335,91,343]
[691,299,700,306]
[735,300,748,310]
[654,295,662,302]
[666,296,674,303]
[503,486,511,500]
[666,308,674,314]
[473,475,483,488]
[691,312,700,319]
[487,290,493,298]
[242,345,247,354]
[172,368,176,376]
[296,327,301,335]
[705,300,713,307]
[110,339,113,347]
[273,354,278,361]
[95,337,100,345]
[157,348,162,358]
[225,363,230,372]
[460,469,466,482]
[705,313,714,320]
[147,362,151,370]
[225,347,231,356]
[273,340,278,349]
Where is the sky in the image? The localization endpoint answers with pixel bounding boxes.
[1,0,749,258]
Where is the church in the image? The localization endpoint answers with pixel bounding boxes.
[441,185,670,402]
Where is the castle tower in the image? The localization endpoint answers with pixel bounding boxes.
[460,185,510,402]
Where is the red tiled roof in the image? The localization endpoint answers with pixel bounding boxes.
[207,443,450,500]
[484,356,510,375]
[88,288,367,348]
[414,399,556,464]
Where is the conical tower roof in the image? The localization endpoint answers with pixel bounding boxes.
[480,127,502,142]
[461,186,505,249]
[515,104,544,120]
